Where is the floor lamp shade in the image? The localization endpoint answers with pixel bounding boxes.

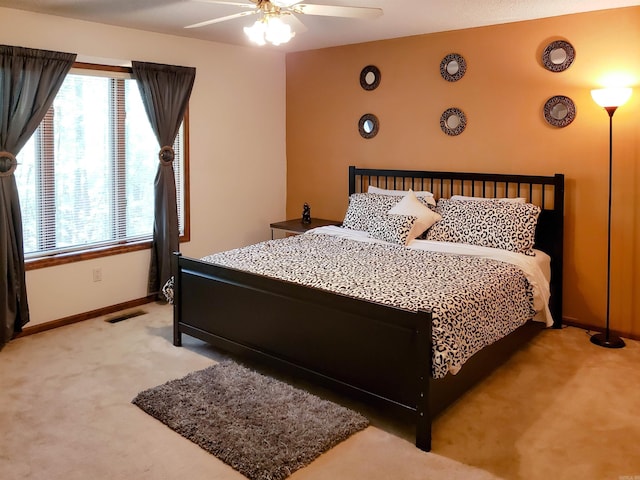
[591,87,632,108]
[589,86,632,349]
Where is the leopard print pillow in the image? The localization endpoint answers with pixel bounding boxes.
[425,198,541,255]
[368,213,418,246]
[342,193,403,231]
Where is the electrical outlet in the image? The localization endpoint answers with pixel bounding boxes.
[92,268,102,282]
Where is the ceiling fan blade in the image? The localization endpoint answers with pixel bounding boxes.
[291,3,382,19]
[185,10,257,28]
[282,12,308,33]
[271,0,304,7]
[191,0,256,8]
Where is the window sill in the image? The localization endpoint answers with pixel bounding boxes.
[25,235,189,271]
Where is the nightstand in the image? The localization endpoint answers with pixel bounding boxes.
[269,218,342,239]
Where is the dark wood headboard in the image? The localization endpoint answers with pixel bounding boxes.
[348,166,565,328]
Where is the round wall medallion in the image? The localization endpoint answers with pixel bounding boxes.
[440,53,466,82]
[360,65,381,91]
[358,113,379,139]
[440,108,466,136]
[0,151,17,177]
[544,95,576,128]
[543,95,576,127]
[542,40,575,72]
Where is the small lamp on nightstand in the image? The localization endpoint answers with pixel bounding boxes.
[589,86,632,349]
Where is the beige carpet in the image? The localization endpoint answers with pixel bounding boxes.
[1,302,639,480]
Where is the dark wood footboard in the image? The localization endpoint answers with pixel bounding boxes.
[172,253,434,450]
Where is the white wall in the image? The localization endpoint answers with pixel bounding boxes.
[0,8,287,326]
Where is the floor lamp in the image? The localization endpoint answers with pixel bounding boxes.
[590,86,632,349]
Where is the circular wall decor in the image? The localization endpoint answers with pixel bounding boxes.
[360,65,381,91]
[0,151,17,177]
[440,53,466,82]
[543,95,576,127]
[358,113,379,139]
[440,108,466,136]
[542,40,575,72]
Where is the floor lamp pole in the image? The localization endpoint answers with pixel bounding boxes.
[590,105,625,349]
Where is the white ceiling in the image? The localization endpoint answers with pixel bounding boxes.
[1,0,639,53]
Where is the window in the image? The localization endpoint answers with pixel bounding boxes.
[15,63,188,267]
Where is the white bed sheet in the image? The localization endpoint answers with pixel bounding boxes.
[308,225,553,327]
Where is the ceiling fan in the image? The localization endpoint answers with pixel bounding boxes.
[186,0,383,46]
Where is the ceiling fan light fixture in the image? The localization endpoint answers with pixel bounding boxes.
[264,15,295,45]
[243,19,267,45]
[244,13,294,46]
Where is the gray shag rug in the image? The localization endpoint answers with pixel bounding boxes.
[132,360,369,480]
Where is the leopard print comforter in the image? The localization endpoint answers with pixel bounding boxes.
[201,233,536,379]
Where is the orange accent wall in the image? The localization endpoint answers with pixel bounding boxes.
[285,7,640,337]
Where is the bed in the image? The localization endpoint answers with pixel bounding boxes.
[172,166,564,451]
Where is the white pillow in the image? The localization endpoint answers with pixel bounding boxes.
[450,195,526,203]
[388,190,442,242]
[368,185,436,206]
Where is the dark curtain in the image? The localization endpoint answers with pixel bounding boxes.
[0,45,76,350]
[131,61,195,297]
